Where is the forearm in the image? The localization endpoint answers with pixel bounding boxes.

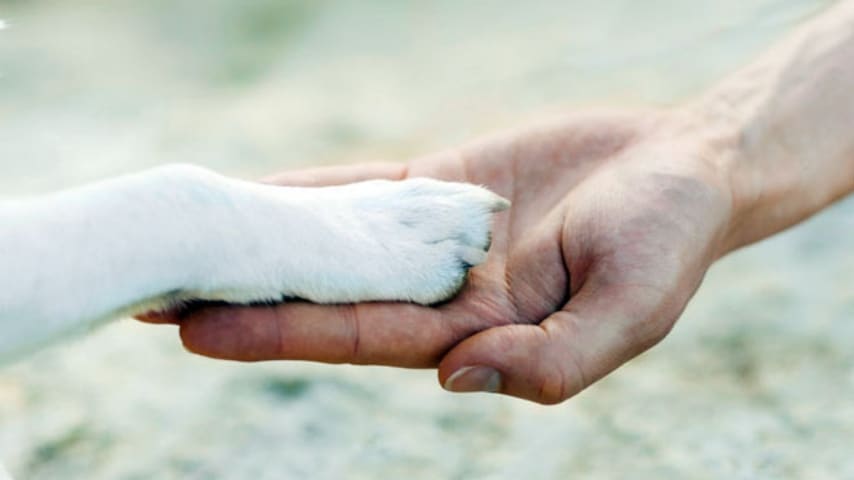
[690,0,854,252]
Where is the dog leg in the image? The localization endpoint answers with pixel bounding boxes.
[0,165,507,361]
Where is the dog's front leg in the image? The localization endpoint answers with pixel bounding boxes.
[0,166,237,358]
[0,165,507,362]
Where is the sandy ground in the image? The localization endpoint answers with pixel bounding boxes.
[0,0,851,478]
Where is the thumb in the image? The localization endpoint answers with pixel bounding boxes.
[438,283,678,404]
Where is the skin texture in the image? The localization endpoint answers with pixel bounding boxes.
[142,1,854,404]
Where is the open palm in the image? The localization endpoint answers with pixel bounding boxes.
[147,111,734,404]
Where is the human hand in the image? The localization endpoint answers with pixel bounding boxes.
[142,1,854,404]
[141,109,739,404]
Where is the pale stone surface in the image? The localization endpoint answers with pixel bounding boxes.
[1,0,850,478]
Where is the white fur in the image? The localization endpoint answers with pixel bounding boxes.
[0,165,508,363]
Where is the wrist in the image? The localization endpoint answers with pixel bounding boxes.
[690,77,854,252]
[662,99,814,258]
[678,95,775,255]
[651,105,748,257]
[684,2,854,255]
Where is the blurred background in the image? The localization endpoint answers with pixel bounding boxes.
[0,0,852,478]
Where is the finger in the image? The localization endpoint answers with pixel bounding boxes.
[262,162,407,186]
[177,301,477,367]
[438,281,678,404]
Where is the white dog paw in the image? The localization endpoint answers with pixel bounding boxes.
[313,178,510,304]
[186,176,509,307]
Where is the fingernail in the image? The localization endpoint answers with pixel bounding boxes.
[443,366,502,393]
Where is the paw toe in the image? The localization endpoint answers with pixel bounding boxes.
[459,246,488,267]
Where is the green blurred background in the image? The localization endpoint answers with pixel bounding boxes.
[0,0,852,478]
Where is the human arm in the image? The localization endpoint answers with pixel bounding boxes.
[689,0,854,252]
[142,1,854,404]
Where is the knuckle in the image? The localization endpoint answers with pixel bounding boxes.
[338,305,363,362]
[535,373,570,405]
[534,362,578,405]
[625,312,677,355]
